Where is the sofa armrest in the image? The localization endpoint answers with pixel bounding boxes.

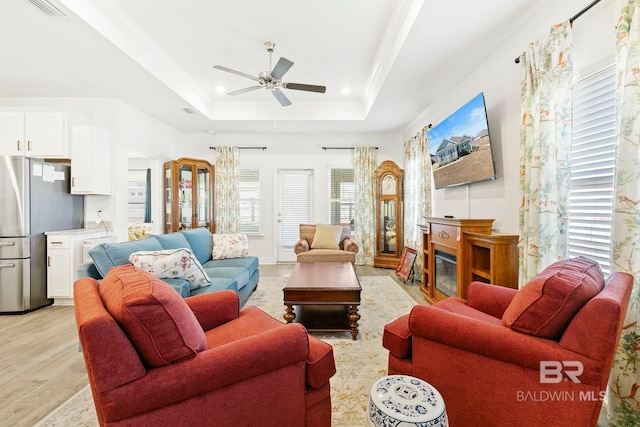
[99,323,312,422]
[294,238,310,254]
[77,261,102,280]
[185,290,240,330]
[342,238,359,253]
[408,305,596,377]
[466,281,518,318]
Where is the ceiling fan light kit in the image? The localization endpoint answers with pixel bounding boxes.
[214,41,326,106]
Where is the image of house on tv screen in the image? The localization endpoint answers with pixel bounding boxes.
[427,92,496,189]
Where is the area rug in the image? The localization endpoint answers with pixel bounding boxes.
[35,275,417,426]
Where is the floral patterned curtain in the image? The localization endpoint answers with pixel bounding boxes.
[354,147,377,265]
[403,127,432,276]
[214,146,240,234]
[608,1,640,423]
[518,21,574,285]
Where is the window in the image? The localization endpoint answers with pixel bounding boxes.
[127,169,149,224]
[567,65,616,275]
[239,169,260,234]
[330,168,355,229]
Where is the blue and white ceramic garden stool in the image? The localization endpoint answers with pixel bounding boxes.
[368,375,448,427]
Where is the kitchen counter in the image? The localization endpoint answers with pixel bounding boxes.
[45,228,113,236]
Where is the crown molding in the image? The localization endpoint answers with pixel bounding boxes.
[57,0,216,118]
[362,0,424,115]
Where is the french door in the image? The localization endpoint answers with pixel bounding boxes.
[276,169,313,262]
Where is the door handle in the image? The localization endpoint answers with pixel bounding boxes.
[17,140,21,151]
[0,263,16,268]
[0,241,16,247]
[28,140,32,151]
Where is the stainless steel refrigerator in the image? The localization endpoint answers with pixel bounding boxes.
[0,156,84,313]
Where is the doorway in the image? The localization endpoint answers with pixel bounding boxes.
[276,169,313,262]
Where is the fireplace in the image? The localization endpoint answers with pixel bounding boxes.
[434,249,457,297]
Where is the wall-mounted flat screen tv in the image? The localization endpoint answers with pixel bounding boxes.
[427,92,497,189]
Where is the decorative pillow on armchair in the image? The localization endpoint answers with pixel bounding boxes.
[129,248,210,290]
[311,224,343,249]
[212,233,250,259]
[502,257,604,339]
[99,264,207,368]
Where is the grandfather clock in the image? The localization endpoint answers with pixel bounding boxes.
[374,160,404,268]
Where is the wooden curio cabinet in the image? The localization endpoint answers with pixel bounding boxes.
[164,158,215,233]
[374,160,404,269]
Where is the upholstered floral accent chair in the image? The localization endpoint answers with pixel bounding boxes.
[294,223,359,263]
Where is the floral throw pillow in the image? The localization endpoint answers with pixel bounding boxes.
[129,248,211,290]
[212,233,250,259]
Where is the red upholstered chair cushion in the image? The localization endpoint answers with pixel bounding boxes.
[99,264,207,367]
[502,257,604,339]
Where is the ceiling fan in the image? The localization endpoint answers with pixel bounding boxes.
[213,41,326,107]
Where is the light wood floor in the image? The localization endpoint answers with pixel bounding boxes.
[0,264,426,427]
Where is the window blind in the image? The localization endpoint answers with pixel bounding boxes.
[567,65,616,274]
[330,168,355,227]
[239,169,260,234]
[279,170,312,247]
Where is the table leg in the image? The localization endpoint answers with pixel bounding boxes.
[284,304,296,323]
[348,304,360,340]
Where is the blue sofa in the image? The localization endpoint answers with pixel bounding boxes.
[77,228,259,307]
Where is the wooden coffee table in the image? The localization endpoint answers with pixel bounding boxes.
[283,262,362,340]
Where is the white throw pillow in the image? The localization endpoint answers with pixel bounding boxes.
[212,233,250,259]
[129,248,210,290]
[311,224,343,249]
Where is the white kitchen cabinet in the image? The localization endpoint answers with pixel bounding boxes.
[0,112,67,157]
[46,230,117,305]
[71,125,112,195]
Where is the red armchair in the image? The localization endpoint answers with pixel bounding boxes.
[74,265,336,427]
[383,258,632,427]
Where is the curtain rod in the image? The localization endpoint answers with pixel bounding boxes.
[209,146,267,150]
[322,147,378,150]
[514,0,602,64]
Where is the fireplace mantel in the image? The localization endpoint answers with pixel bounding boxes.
[418,217,518,303]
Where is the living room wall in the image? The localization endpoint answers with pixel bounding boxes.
[401,0,613,235]
[185,131,402,264]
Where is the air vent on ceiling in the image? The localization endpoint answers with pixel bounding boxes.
[27,0,69,17]
[182,107,198,115]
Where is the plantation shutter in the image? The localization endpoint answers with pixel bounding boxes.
[279,169,312,248]
[239,169,260,234]
[567,65,616,274]
[330,168,355,227]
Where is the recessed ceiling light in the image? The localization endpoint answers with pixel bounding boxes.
[215,86,226,93]
[341,87,352,94]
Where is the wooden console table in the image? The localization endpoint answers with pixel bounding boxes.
[419,217,518,304]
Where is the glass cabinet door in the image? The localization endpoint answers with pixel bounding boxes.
[164,166,172,231]
[196,166,211,228]
[381,199,397,253]
[178,165,193,229]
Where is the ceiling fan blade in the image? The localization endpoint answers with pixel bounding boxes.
[282,82,326,93]
[270,57,294,80]
[272,90,292,107]
[213,65,259,82]
[227,86,262,96]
